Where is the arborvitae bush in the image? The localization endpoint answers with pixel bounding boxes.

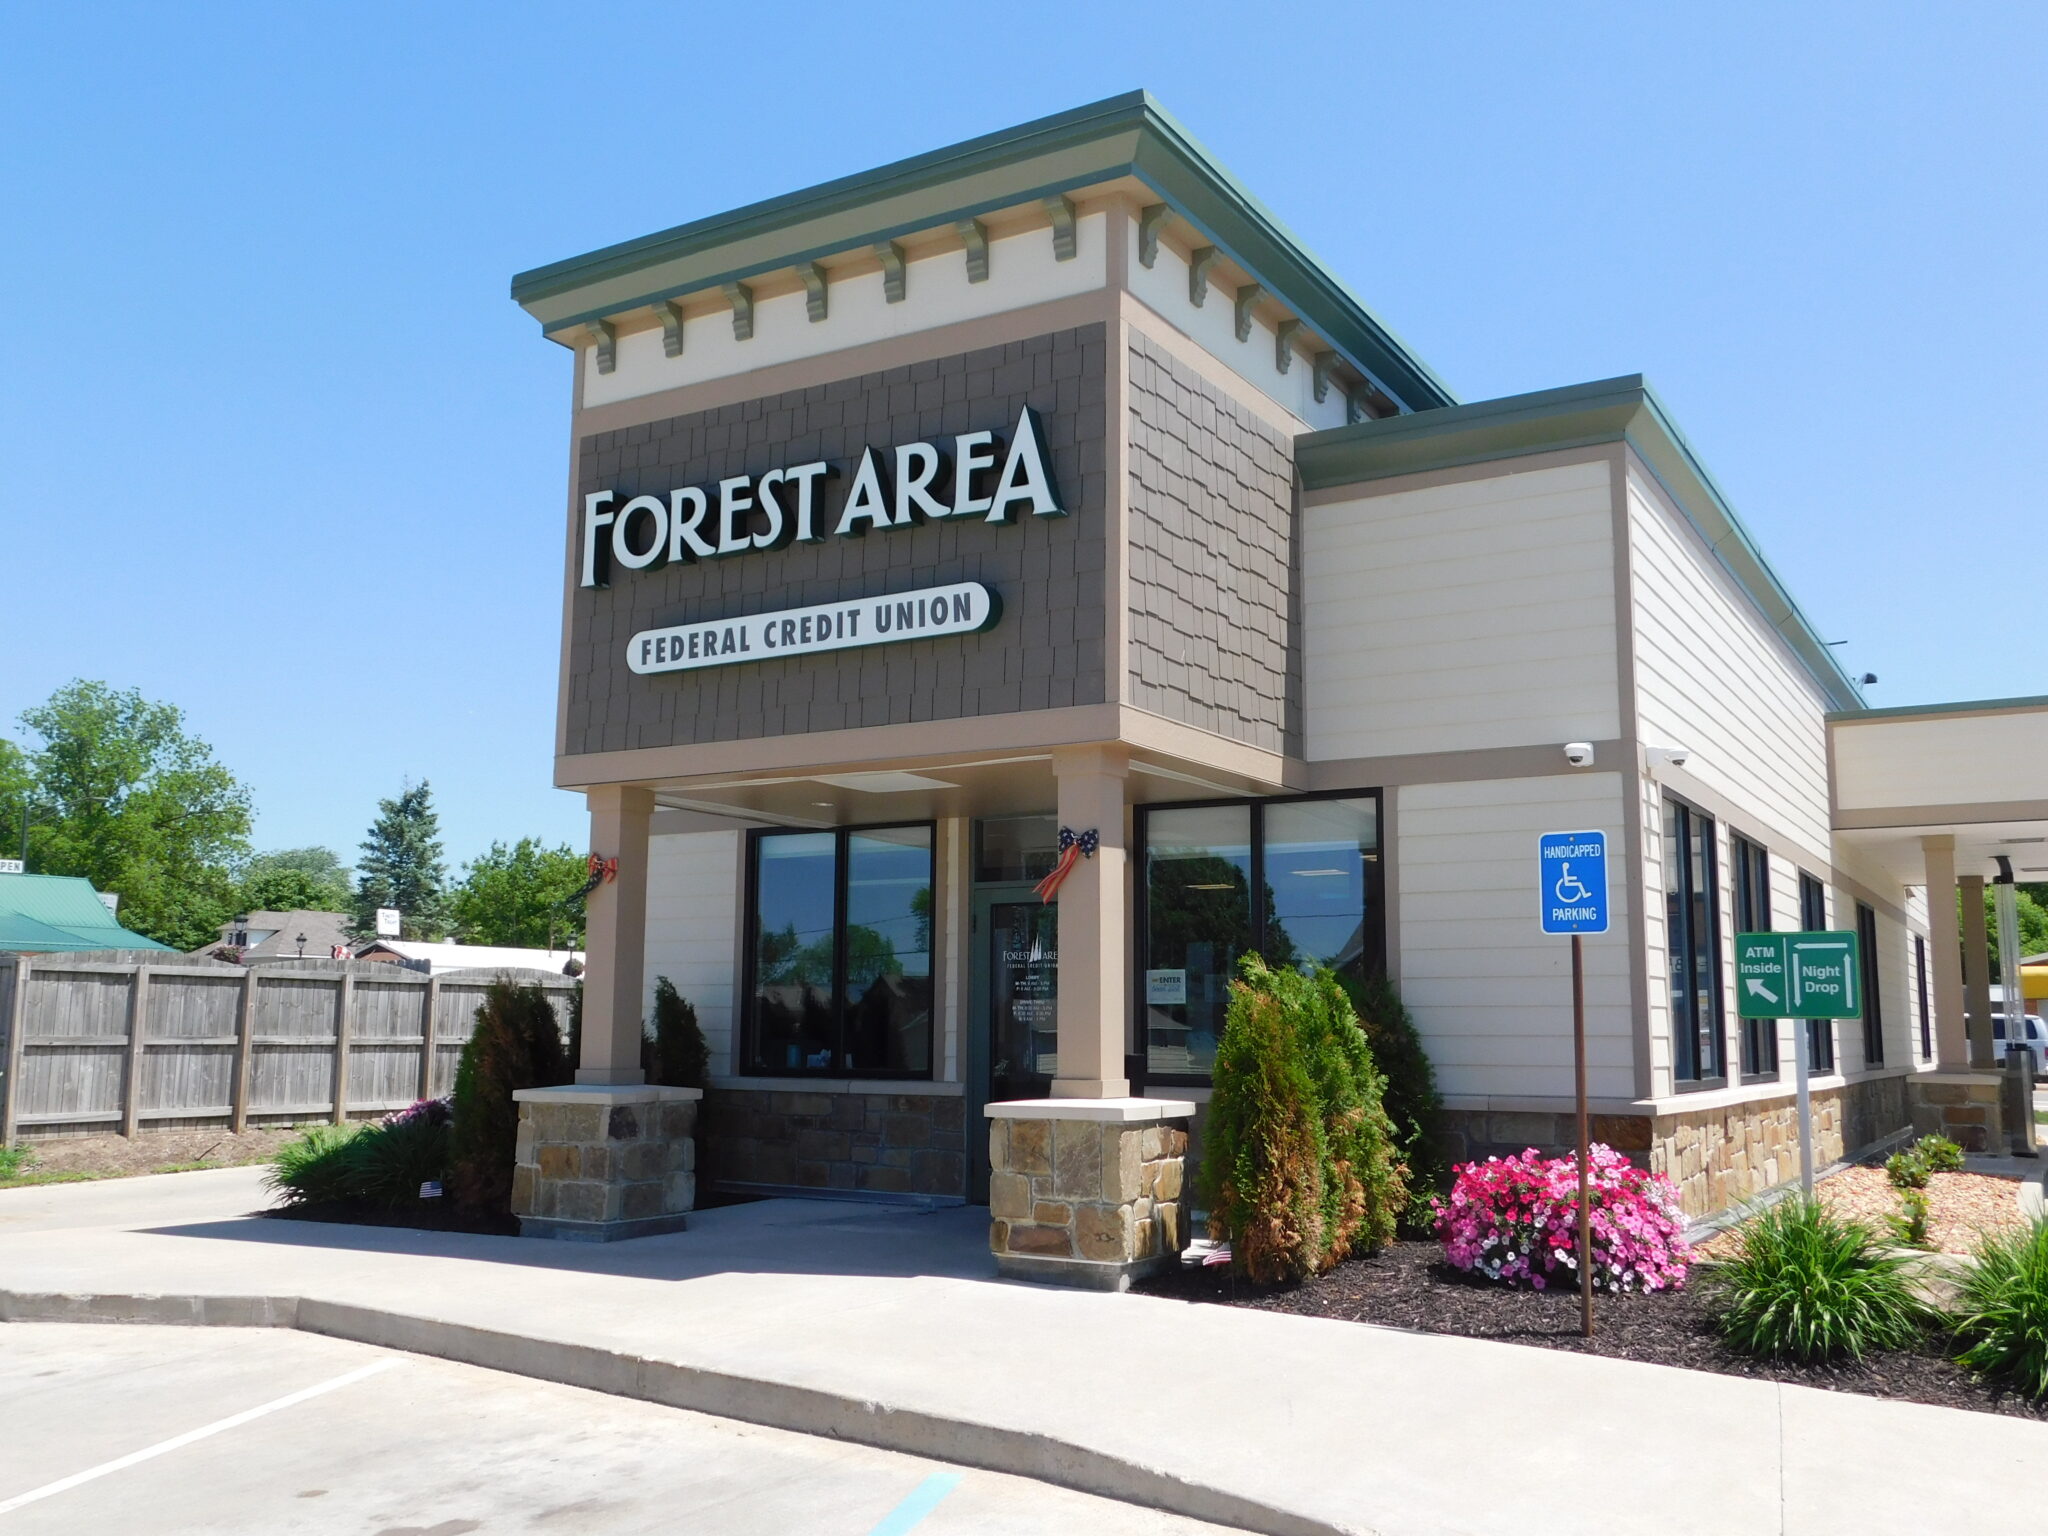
[1202,956,1408,1283]
[643,976,709,1089]
[450,979,568,1216]
[1338,971,1448,1206]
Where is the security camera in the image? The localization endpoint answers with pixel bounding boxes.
[1650,745,1692,769]
[1563,742,1595,768]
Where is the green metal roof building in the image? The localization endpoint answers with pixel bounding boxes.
[0,874,174,953]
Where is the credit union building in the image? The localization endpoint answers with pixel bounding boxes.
[508,93,2048,1279]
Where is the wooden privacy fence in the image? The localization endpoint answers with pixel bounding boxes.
[0,955,578,1142]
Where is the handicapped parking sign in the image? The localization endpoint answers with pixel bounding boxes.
[1538,830,1609,935]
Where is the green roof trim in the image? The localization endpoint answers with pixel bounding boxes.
[1295,375,1867,712]
[509,91,1455,414]
[1826,693,2048,723]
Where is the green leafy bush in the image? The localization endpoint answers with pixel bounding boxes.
[1707,1195,1928,1362]
[1336,972,1448,1204]
[1886,1187,1932,1250]
[0,1145,36,1180]
[1953,1220,2048,1397]
[643,976,709,1089]
[1917,1135,1966,1174]
[449,980,567,1217]
[1202,956,1406,1283]
[1885,1148,1931,1189]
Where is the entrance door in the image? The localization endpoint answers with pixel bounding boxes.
[966,885,1057,1201]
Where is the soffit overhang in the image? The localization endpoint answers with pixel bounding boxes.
[508,91,1455,413]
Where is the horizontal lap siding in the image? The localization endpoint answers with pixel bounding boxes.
[1306,460,1621,759]
[1626,467,1832,856]
[645,831,742,1077]
[1398,773,1635,1103]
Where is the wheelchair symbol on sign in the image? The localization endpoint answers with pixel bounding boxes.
[1553,864,1591,904]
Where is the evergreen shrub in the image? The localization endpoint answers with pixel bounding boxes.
[1337,972,1448,1204]
[643,976,709,1088]
[449,979,567,1216]
[1202,956,1406,1283]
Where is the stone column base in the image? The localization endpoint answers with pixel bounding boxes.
[511,1083,701,1241]
[985,1097,1195,1291]
[1907,1072,2006,1155]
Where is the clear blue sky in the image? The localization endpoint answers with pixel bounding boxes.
[3,3,2041,871]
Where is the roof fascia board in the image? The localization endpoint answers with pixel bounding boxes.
[1827,693,2048,723]
[1296,376,1865,710]
[510,91,1455,410]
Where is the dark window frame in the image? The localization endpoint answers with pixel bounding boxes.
[1799,872,1835,1072]
[1915,933,1932,1061]
[740,819,938,1081]
[1857,900,1885,1067]
[1731,831,1779,1079]
[1666,796,1727,1087]
[1134,788,1386,1089]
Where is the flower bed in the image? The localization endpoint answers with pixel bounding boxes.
[1432,1145,1689,1293]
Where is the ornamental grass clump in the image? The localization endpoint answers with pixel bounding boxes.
[266,1097,454,1209]
[1706,1195,1927,1362]
[1201,956,1407,1284]
[1953,1219,2048,1397]
[1431,1146,1689,1293]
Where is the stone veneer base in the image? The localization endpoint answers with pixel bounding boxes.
[985,1098,1195,1289]
[512,1083,701,1243]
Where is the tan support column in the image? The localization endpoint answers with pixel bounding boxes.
[1961,872,1994,1068]
[1050,745,1130,1099]
[1923,836,1968,1069]
[577,784,654,1086]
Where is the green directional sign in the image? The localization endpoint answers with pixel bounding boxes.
[1735,931,1861,1020]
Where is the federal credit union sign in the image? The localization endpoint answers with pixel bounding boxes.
[627,582,998,675]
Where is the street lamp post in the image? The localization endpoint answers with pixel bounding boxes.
[296,933,307,959]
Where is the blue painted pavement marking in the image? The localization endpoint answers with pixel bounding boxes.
[865,1470,963,1535]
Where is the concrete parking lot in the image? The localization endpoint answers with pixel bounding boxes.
[0,1324,1239,1535]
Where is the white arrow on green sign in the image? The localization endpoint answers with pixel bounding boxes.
[1734,931,1861,1020]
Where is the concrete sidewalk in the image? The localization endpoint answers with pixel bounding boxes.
[1,1169,2042,1536]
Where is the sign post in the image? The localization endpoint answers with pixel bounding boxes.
[1539,830,1610,1339]
[1736,930,1861,1192]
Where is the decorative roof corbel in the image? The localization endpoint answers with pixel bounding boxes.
[586,318,616,374]
[957,218,989,283]
[1138,203,1169,269]
[722,281,754,340]
[802,263,829,323]
[1188,246,1220,306]
[1234,282,1265,344]
[1274,318,1302,374]
[654,300,685,358]
[1347,390,1371,425]
[1312,350,1338,404]
[875,241,906,303]
[1044,194,1077,261]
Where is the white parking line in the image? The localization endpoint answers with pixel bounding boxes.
[0,1356,403,1517]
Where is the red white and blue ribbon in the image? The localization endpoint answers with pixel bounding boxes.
[1034,826,1098,904]
[574,854,619,902]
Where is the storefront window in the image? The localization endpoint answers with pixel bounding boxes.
[1665,798,1725,1083]
[1140,793,1382,1082]
[745,824,933,1076]
[1142,806,1254,1080]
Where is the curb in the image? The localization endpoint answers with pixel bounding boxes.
[0,1288,1358,1536]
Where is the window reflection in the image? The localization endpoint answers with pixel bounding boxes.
[1264,798,1378,975]
[746,825,933,1076]
[1144,806,1253,1078]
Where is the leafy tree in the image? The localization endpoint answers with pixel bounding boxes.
[236,847,351,914]
[450,838,587,949]
[353,782,450,940]
[0,738,30,855]
[12,681,251,950]
[1963,886,2048,977]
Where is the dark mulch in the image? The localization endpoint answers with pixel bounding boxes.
[1135,1239,2048,1420]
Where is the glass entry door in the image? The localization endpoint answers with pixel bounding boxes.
[967,886,1057,1200]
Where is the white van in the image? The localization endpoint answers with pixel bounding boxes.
[1992,1012,2046,1067]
